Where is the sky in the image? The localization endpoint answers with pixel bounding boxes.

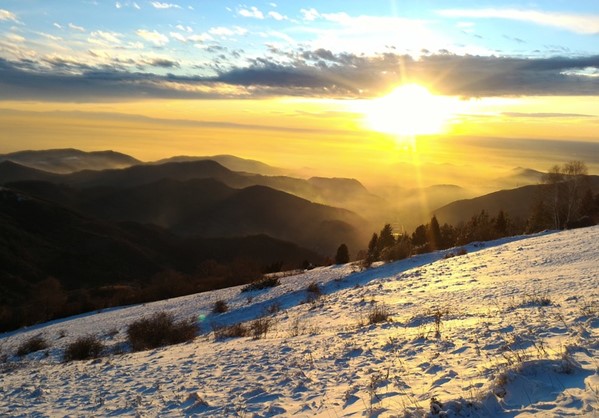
[1,0,599,186]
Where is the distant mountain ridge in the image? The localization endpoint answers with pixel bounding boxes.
[0,185,322,286]
[152,154,286,176]
[0,157,382,231]
[0,148,140,174]
[433,175,599,225]
[8,178,367,255]
[0,160,61,183]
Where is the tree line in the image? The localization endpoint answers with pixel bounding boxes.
[361,161,598,266]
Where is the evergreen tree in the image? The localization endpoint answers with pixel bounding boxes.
[366,233,379,265]
[494,210,508,236]
[411,224,427,247]
[377,224,395,253]
[335,244,350,264]
[440,223,456,249]
[427,216,442,250]
[527,200,550,233]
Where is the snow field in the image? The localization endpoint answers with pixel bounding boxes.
[0,227,597,417]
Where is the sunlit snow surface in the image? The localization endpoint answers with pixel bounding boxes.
[1,227,597,417]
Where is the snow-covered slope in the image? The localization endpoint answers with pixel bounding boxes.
[1,227,597,417]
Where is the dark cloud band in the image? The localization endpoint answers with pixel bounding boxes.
[1,53,598,101]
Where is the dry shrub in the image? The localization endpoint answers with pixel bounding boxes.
[213,323,248,340]
[213,317,272,341]
[368,304,391,324]
[127,312,197,351]
[241,277,280,292]
[250,317,272,340]
[307,281,321,295]
[265,302,281,315]
[16,335,48,357]
[212,300,229,314]
[64,336,103,362]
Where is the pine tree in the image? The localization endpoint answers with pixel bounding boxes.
[377,224,395,253]
[527,200,550,233]
[366,233,379,265]
[494,210,508,236]
[335,244,350,264]
[427,216,442,250]
[411,224,427,247]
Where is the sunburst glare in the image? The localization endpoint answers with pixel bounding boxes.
[358,84,463,140]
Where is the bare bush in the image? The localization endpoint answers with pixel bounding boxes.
[368,304,391,324]
[250,317,272,340]
[127,312,197,351]
[64,336,104,362]
[212,300,229,314]
[307,281,321,295]
[508,293,552,310]
[213,323,248,340]
[264,302,281,315]
[241,277,280,292]
[16,335,49,357]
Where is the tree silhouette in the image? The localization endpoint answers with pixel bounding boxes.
[365,233,379,265]
[427,216,442,250]
[563,161,588,224]
[542,161,588,228]
[542,164,565,229]
[495,210,508,236]
[335,243,349,264]
[411,224,427,247]
[377,224,395,253]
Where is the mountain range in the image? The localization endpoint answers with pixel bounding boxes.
[434,175,599,225]
[0,148,140,174]
[1,148,596,333]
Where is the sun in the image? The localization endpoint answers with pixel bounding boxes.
[361,84,457,137]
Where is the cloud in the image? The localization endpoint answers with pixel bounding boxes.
[268,11,287,21]
[170,31,212,43]
[238,6,264,19]
[169,32,186,42]
[68,23,86,32]
[1,53,599,101]
[300,8,319,21]
[210,53,599,98]
[40,55,96,72]
[6,33,25,43]
[0,9,18,22]
[175,24,192,33]
[188,34,212,43]
[136,29,169,46]
[150,1,181,9]
[39,32,63,41]
[437,8,599,35]
[208,26,247,37]
[291,13,449,57]
[0,108,330,136]
[144,57,179,68]
[89,31,122,46]
[115,1,141,9]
